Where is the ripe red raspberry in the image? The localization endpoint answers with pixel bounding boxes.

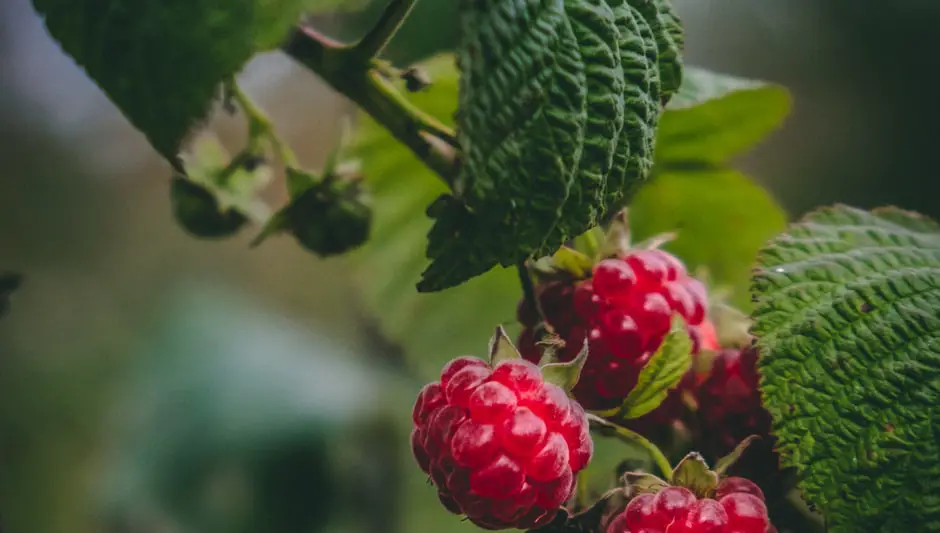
[606,479,772,533]
[518,249,713,411]
[411,356,593,530]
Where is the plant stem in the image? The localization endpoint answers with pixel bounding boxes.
[587,413,673,479]
[516,261,556,337]
[228,82,299,168]
[282,25,459,187]
[352,0,420,61]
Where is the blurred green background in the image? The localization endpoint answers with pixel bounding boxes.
[1,1,939,533]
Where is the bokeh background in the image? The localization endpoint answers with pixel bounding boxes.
[1,1,938,533]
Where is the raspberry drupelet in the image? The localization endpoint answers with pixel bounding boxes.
[606,477,773,533]
[411,356,593,530]
[518,249,715,411]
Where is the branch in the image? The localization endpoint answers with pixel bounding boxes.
[282,25,459,187]
[352,0,420,61]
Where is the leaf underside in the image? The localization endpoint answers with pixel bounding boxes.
[418,0,684,292]
[32,0,310,165]
[752,204,940,532]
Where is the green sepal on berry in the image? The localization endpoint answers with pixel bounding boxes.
[172,133,272,239]
[622,439,762,500]
[486,326,589,394]
[252,155,373,257]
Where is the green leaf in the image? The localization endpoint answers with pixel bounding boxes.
[351,54,521,380]
[751,204,940,533]
[670,452,718,498]
[656,67,792,164]
[614,318,693,419]
[33,0,310,164]
[623,472,670,497]
[419,0,684,292]
[628,169,787,309]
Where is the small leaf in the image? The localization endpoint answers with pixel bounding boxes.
[657,67,792,165]
[752,205,940,532]
[616,318,693,419]
[488,326,521,366]
[670,452,719,498]
[33,0,313,165]
[713,435,762,476]
[0,271,23,319]
[623,472,670,497]
[551,247,595,279]
[541,339,589,393]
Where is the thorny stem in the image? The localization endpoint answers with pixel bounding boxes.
[282,23,459,187]
[587,413,673,479]
[352,0,420,62]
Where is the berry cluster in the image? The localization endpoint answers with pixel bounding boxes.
[518,249,715,411]
[606,478,773,533]
[411,357,593,530]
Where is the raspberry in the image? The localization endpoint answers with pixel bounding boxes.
[518,249,713,412]
[411,357,593,530]
[607,480,772,533]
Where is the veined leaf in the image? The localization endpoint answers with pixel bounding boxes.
[607,319,692,419]
[752,205,940,532]
[33,0,311,165]
[419,0,685,292]
[657,67,791,165]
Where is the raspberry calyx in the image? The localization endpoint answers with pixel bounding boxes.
[411,327,594,530]
[608,452,773,533]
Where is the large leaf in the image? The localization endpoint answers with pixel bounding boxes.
[419,0,685,292]
[33,0,310,164]
[657,67,791,165]
[629,169,787,308]
[751,205,940,532]
[352,54,520,380]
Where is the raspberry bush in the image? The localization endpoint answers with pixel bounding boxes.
[27,0,940,532]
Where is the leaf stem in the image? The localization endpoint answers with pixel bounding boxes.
[352,0,421,61]
[587,413,673,479]
[282,25,459,187]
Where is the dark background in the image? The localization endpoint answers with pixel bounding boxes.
[1,1,937,532]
